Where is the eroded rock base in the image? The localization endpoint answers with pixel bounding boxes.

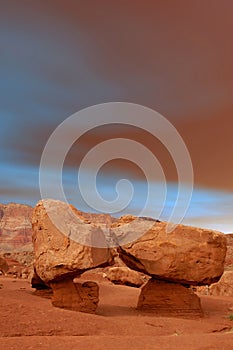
[137,279,203,318]
[50,279,99,313]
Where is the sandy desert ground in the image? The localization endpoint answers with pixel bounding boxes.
[1,276,233,350]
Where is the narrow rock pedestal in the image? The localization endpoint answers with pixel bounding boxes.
[137,279,203,318]
[50,279,99,314]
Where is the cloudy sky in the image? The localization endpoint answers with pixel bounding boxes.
[1,0,233,232]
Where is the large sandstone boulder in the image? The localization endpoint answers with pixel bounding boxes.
[137,279,203,318]
[32,200,113,283]
[209,271,233,297]
[31,201,227,316]
[116,216,226,286]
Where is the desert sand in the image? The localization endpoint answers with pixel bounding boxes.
[1,275,233,350]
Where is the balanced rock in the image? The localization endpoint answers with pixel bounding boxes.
[50,278,99,313]
[137,279,203,318]
[32,200,113,283]
[106,266,146,287]
[116,216,226,285]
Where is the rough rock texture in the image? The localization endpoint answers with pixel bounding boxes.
[137,279,203,318]
[73,209,116,227]
[208,235,233,296]
[32,200,113,283]
[224,234,233,269]
[0,251,34,278]
[50,279,99,313]
[4,251,34,266]
[0,203,33,251]
[209,271,233,297]
[116,216,226,285]
[106,266,146,287]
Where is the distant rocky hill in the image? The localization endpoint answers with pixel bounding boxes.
[0,203,33,252]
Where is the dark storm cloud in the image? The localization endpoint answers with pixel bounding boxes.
[1,0,233,230]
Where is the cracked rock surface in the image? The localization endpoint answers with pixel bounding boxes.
[32,200,113,283]
[115,215,227,286]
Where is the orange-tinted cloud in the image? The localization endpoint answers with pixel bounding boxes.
[1,0,233,194]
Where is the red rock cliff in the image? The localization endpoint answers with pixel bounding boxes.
[0,203,33,251]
